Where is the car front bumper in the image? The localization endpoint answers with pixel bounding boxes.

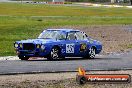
[15,49,49,57]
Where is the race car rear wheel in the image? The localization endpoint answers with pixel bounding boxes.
[88,47,96,59]
[47,47,60,60]
[19,56,29,60]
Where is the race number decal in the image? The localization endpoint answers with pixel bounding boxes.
[66,44,75,53]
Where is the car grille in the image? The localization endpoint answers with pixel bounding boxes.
[23,43,35,51]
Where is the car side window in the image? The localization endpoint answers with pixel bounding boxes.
[76,32,87,40]
[67,32,76,40]
[57,32,66,40]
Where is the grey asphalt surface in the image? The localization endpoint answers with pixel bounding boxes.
[0,51,132,74]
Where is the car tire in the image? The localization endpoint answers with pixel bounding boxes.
[88,47,96,59]
[19,56,29,60]
[47,47,60,60]
[77,76,87,85]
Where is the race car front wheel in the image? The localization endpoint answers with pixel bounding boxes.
[47,47,60,60]
[88,47,96,59]
[18,56,29,60]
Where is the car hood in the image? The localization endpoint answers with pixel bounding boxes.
[16,39,56,44]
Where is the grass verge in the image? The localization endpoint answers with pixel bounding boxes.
[0,3,132,16]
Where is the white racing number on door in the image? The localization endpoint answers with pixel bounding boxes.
[66,44,75,53]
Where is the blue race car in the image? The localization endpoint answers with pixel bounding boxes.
[14,29,102,60]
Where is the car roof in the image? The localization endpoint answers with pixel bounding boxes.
[46,29,80,32]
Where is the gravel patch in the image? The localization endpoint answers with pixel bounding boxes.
[0,70,132,88]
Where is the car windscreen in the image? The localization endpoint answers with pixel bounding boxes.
[38,30,66,40]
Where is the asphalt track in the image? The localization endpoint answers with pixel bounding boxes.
[0,51,131,75]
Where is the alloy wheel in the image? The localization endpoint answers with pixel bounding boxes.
[89,47,96,58]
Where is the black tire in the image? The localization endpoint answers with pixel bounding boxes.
[19,56,29,60]
[47,47,60,61]
[77,76,87,85]
[88,47,96,59]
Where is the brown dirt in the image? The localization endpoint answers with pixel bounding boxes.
[0,71,132,88]
[53,25,132,54]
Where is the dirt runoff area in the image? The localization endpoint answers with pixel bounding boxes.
[54,25,132,54]
[0,70,132,88]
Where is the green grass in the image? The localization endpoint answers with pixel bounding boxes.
[0,3,132,56]
[0,3,132,16]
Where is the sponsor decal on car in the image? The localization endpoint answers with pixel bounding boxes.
[80,43,87,52]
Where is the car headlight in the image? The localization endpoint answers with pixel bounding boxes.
[20,43,23,48]
[14,43,19,48]
[36,44,41,48]
[41,45,45,50]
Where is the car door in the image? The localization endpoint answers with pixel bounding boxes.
[75,32,88,57]
[64,32,79,57]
